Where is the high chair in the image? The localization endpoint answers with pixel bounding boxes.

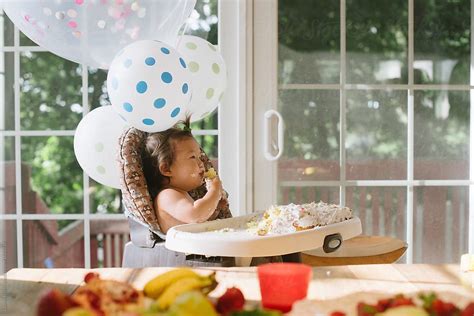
[117,127,235,267]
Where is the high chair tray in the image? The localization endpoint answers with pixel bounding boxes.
[165,211,362,257]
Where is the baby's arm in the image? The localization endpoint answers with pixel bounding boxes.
[157,177,222,223]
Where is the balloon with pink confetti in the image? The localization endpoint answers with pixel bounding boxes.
[3,0,196,69]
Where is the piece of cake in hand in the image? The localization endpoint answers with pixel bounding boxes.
[204,167,217,180]
[204,167,217,191]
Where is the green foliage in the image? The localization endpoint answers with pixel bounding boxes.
[22,136,83,215]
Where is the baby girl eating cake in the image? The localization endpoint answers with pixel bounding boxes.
[249,201,353,236]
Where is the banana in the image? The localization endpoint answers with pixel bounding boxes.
[143,268,200,299]
[156,273,217,310]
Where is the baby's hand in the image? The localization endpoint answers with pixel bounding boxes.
[206,176,222,199]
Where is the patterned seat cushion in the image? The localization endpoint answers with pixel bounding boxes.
[117,127,232,236]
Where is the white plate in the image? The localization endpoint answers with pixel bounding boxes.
[165,211,362,257]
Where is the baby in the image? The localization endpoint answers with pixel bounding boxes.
[142,118,223,234]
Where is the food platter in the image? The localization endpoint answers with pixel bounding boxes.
[165,211,362,257]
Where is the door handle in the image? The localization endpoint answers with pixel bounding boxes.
[263,109,284,161]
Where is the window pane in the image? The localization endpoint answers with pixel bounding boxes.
[414,0,470,84]
[90,180,121,214]
[90,219,129,268]
[0,220,17,272]
[414,186,468,263]
[278,90,340,181]
[2,13,14,47]
[186,0,218,45]
[23,220,84,268]
[346,187,406,243]
[346,90,407,180]
[20,32,37,47]
[21,136,83,214]
[89,68,109,109]
[278,0,340,84]
[414,90,469,180]
[20,52,82,130]
[195,135,218,160]
[278,186,339,205]
[1,136,15,214]
[191,111,218,130]
[346,0,408,84]
[2,52,15,131]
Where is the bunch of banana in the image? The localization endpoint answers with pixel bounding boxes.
[143,268,218,311]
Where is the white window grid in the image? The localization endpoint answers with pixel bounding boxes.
[0,12,219,269]
[275,0,474,263]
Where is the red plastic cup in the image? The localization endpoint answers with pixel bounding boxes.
[257,263,312,313]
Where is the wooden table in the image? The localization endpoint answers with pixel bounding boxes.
[1,264,473,315]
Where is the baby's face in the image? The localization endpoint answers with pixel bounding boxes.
[168,137,205,191]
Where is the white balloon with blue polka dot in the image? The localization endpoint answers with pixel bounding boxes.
[107,40,192,132]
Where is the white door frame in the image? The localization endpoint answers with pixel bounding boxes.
[218,0,254,215]
[253,0,279,211]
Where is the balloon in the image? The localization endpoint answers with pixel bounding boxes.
[176,35,227,122]
[3,0,196,69]
[74,106,128,189]
[107,40,192,132]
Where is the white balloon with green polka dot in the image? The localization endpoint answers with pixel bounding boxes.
[176,35,227,122]
[74,106,128,189]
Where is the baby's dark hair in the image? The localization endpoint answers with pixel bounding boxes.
[142,116,193,199]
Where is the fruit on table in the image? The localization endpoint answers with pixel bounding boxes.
[155,273,217,310]
[71,273,142,315]
[229,309,282,316]
[216,287,245,314]
[167,291,218,316]
[144,268,201,299]
[36,288,77,316]
[462,303,474,316]
[332,292,474,316]
[375,306,428,316]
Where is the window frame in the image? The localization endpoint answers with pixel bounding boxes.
[0,2,226,269]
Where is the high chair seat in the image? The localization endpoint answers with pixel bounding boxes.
[117,127,234,267]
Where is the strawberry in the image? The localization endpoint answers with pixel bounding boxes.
[376,298,391,312]
[357,302,378,316]
[84,272,100,283]
[432,299,445,313]
[36,288,77,316]
[216,287,245,315]
[462,302,474,316]
[390,296,414,308]
[330,312,346,316]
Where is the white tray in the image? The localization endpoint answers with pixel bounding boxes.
[165,211,362,257]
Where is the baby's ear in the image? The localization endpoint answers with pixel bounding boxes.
[159,162,172,177]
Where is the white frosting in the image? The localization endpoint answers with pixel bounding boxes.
[253,201,352,236]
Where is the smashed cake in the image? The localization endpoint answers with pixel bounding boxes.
[248,201,353,236]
